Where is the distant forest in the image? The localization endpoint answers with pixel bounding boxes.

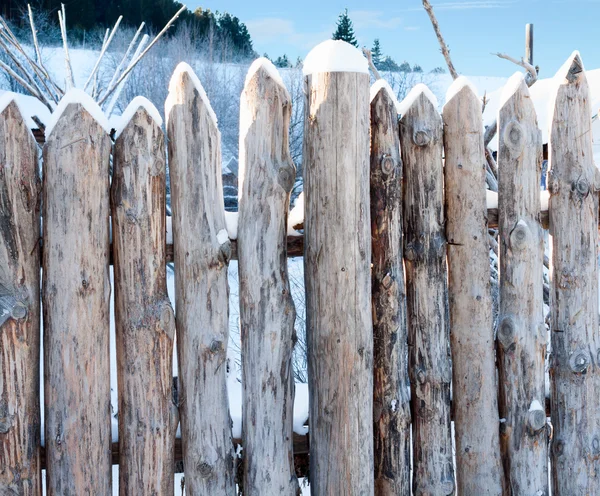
[1,0,255,58]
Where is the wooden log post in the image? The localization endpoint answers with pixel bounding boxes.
[43,97,112,495]
[399,86,455,495]
[548,52,600,494]
[369,83,410,495]
[303,41,374,494]
[443,79,504,495]
[238,60,299,494]
[112,101,176,495]
[0,99,41,495]
[166,63,235,494]
[496,74,547,494]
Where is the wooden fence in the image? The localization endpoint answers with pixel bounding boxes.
[1,51,599,495]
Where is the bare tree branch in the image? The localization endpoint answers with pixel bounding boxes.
[422,0,459,80]
[361,48,381,80]
[84,16,123,92]
[58,7,75,89]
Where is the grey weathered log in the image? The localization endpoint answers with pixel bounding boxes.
[399,90,455,495]
[303,70,374,494]
[43,103,112,495]
[369,86,410,495]
[238,62,299,495]
[525,24,534,66]
[0,100,41,495]
[496,77,548,494]
[112,107,176,495]
[166,67,235,494]
[548,53,600,494]
[443,83,504,495]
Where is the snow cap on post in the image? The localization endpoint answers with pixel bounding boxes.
[444,75,479,108]
[245,57,286,90]
[370,79,400,112]
[165,61,217,127]
[397,83,438,117]
[302,40,368,76]
[114,96,163,139]
[547,51,586,127]
[45,88,111,138]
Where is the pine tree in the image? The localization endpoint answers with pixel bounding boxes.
[371,39,383,68]
[332,9,358,47]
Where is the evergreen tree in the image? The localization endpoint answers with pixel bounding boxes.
[371,38,383,68]
[380,56,400,72]
[398,61,411,72]
[412,64,423,73]
[274,54,291,68]
[332,9,358,47]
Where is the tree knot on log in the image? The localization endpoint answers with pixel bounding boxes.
[195,460,214,479]
[380,154,396,176]
[569,349,590,373]
[527,403,547,434]
[573,177,590,198]
[412,129,432,147]
[277,165,295,192]
[590,436,600,456]
[510,220,531,252]
[503,120,525,155]
[497,316,517,350]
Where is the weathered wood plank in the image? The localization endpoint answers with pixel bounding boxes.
[443,81,504,495]
[399,89,455,495]
[548,52,600,494]
[166,64,235,494]
[497,75,548,494]
[0,100,41,495]
[303,70,374,494]
[112,106,176,495]
[238,61,299,494]
[369,85,410,495]
[43,103,112,495]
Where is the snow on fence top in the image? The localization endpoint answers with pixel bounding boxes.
[302,40,369,76]
[114,96,163,139]
[397,83,439,116]
[245,57,285,89]
[546,50,585,133]
[0,93,34,138]
[45,88,111,138]
[370,79,400,111]
[498,72,526,110]
[165,62,217,127]
[444,75,479,107]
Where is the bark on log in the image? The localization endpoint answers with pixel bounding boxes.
[303,71,374,494]
[369,86,411,495]
[497,78,548,494]
[548,53,600,494]
[0,101,41,495]
[399,90,455,495]
[112,107,176,495]
[43,103,112,495]
[443,83,504,495]
[238,63,299,495]
[166,68,235,494]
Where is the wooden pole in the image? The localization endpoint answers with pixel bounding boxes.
[525,24,533,66]
[0,100,41,495]
[443,81,504,495]
[369,85,411,495]
[497,76,548,494]
[303,71,374,493]
[43,103,112,495]
[238,60,299,495]
[548,52,600,494]
[112,106,176,495]
[166,66,235,494]
[399,89,455,495]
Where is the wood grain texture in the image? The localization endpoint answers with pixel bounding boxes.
[303,71,374,495]
[443,84,504,495]
[112,108,176,496]
[399,91,455,496]
[42,103,112,495]
[369,87,410,495]
[166,69,235,495]
[0,101,41,495]
[497,78,548,495]
[548,53,600,494]
[238,65,299,495]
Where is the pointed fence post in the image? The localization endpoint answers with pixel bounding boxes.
[302,40,374,494]
[0,98,41,495]
[443,79,504,495]
[548,52,600,494]
[166,63,235,494]
[497,74,547,494]
[112,100,176,495]
[238,58,299,495]
[43,95,112,495]
[369,82,411,495]
[399,85,455,495]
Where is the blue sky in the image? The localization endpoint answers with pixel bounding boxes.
[187,0,600,77]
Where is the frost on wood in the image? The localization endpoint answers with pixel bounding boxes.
[165,62,217,127]
[302,39,369,76]
[396,83,438,117]
[245,56,285,90]
[370,79,399,108]
[45,88,111,138]
[114,96,162,139]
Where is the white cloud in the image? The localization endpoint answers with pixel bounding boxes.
[347,10,404,30]
[245,18,330,51]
